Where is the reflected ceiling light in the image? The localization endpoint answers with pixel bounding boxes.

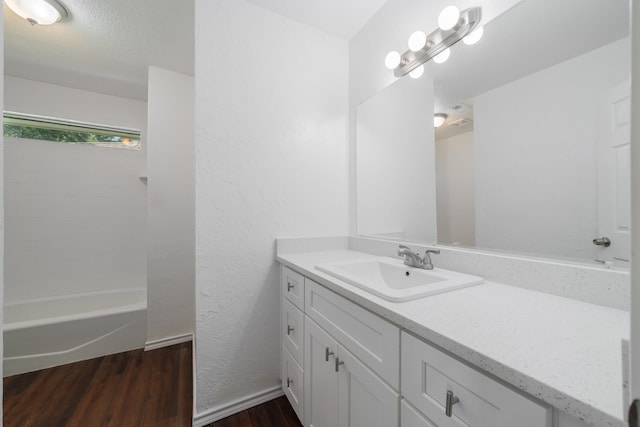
[4,0,68,25]
[408,31,427,52]
[433,48,451,64]
[385,51,402,70]
[463,26,484,45]
[438,6,461,31]
[409,65,424,79]
[434,113,448,128]
[384,6,481,78]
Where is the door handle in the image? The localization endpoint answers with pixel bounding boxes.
[593,237,611,247]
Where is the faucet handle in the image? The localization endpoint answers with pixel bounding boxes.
[425,248,440,255]
[398,244,410,250]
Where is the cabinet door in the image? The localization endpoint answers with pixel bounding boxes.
[305,317,338,427]
[337,344,399,427]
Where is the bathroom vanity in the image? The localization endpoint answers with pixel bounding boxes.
[277,238,629,427]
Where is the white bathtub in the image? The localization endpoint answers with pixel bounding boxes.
[4,288,146,376]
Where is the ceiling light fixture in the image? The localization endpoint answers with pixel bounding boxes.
[434,113,448,128]
[384,6,481,78]
[5,0,68,25]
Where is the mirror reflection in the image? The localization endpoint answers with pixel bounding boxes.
[356,0,630,265]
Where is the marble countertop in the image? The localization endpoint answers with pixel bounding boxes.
[277,249,629,427]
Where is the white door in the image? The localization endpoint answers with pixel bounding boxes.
[597,81,631,264]
[304,318,338,427]
[336,344,399,427]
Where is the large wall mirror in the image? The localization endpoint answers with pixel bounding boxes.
[356,0,630,265]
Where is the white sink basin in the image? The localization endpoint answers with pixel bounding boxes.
[315,257,483,302]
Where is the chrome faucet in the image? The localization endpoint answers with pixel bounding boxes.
[397,245,440,270]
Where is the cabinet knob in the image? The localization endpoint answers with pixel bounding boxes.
[445,390,460,417]
[287,281,295,291]
[287,325,294,335]
[335,357,344,372]
[286,377,293,388]
[325,348,334,362]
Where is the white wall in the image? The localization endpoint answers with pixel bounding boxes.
[146,67,195,345]
[436,131,475,246]
[1,4,5,410]
[194,0,349,419]
[357,75,437,241]
[4,77,147,302]
[474,38,629,260]
[348,0,521,234]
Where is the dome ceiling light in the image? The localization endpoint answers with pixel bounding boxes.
[4,0,68,25]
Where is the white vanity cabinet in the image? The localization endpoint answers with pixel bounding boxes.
[281,264,559,427]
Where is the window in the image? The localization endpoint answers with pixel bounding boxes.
[3,112,141,150]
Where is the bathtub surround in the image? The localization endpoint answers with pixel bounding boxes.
[3,76,148,303]
[146,67,196,347]
[194,0,349,423]
[3,288,146,376]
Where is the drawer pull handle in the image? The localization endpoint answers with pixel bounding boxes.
[287,325,294,335]
[287,281,294,291]
[286,377,293,388]
[335,357,344,372]
[445,390,460,417]
[325,348,334,362]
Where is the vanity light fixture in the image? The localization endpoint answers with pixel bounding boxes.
[385,5,482,77]
[434,113,448,128]
[4,0,68,25]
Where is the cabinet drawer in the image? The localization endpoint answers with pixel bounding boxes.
[282,297,304,365]
[402,332,551,427]
[282,345,304,423]
[402,400,437,427]
[282,266,305,310]
[305,279,400,389]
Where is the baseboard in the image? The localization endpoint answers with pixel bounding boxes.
[193,385,284,427]
[144,333,193,351]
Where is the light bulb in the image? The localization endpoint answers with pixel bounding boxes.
[434,114,448,128]
[5,0,67,25]
[409,65,424,79]
[433,48,450,64]
[385,51,401,70]
[408,31,427,52]
[463,26,484,45]
[438,6,460,31]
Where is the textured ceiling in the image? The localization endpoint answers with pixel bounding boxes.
[245,0,389,39]
[4,0,194,100]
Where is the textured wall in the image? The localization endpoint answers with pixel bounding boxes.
[194,0,349,416]
[146,67,195,344]
[4,77,147,303]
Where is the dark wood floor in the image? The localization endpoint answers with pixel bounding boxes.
[3,342,192,427]
[206,396,302,427]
